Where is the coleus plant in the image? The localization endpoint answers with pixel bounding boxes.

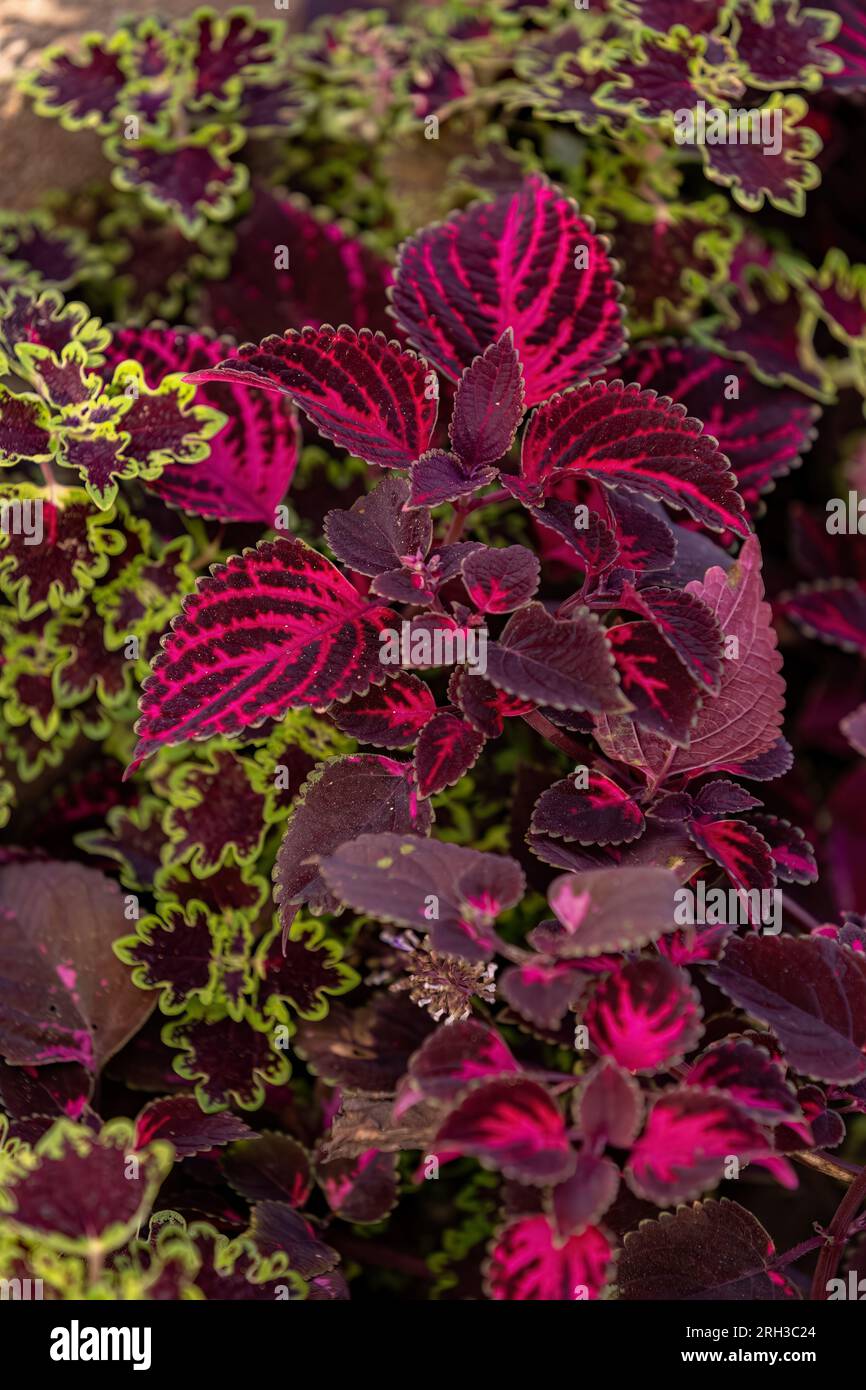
[0,0,865,1306]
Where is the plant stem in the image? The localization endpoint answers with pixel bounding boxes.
[444,507,467,544]
[521,708,586,761]
[782,895,822,932]
[792,1150,860,1184]
[810,1160,866,1299]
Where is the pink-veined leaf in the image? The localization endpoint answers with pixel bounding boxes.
[413,712,485,797]
[484,1216,614,1300]
[596,536,785,781]
[530,772,645,847]
[186,324,437,469]
[780,581,866,656]
[747,813,818,885]
[105,326,300,524]
[402,1018,520,1108]
[686,818,777,897]
[330,672,436,748]
[435,1077,575,1184]
[686,1039,802,1123]
[618,581,724,694]
[606,620,703,746]
[448,666,533,737]
[516,379,749,535]
[626,1087,768,1205]
[462,545,540,613]
[583,958,704,1073]
[617,342,819,514]
[128,538,395,771]
[390,173,625,408]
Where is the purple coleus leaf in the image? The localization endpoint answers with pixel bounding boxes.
[550,1154,620,1236]
[530,496,621,576]
[324,474,432,577]
[606,620,703,746]
[319,831,524,963]
[701,95,821,217]
[316,1148,398,1224]
[626,1088,768,1205]
[461,544,539,613]
[330,672,436,748]
[485,1216,614,1300]
[780,581,866,656]
[583,958,704,1073]
[748,814,818,885]
[105,327,300,524]
[573,1057,644,1149]
[596,536,785,781]
[188,9,280,108]
[107,126,248,238]
[448,330,526,469]
[500,959,590,1031]
[540,866,681,957]
[616,1198,800,1300]
[617,582,724,695]
[128,537,395,771]
[484,602,628,714]
[530,772,646,847]
[686,818,777,896]
[407,449,497,509]
[390,173,625,408]
[24,37,126,131]
[199,187,394,343]
[274,755,432,923]
[400,1018,520,1109]
[709,934,866,1084]
[448,667,534,737]
[413,712,485,797]
[686,1039,802,1124]
[513,379,749,536]
[0,861,154,1073]
[823,0,866,92]
[134,1095,254,1157]
[223,1134,313,1207]
[186,324,437,469]
[693,779,763,817]
[435,1077,575,1184]
[617,342,820,515]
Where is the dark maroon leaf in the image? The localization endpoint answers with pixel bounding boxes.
[407,449,497,508]
[449,330,526,468]
[134,1095,253,1157]
[274,755,432,923]
[710,934,866,1084]
[687,1039,802,1123]
[500,959,589,1030]
[573,1057,644,1149]
[224,1133,313,1207]
[413,713,485,797]
[617,1198,800,1300]
[462,545,539,613]
[0,862,154,1073]
[550,1154,620,1236]
[748,813,818,885]
[484,602,628,714]
[324,474,432,578]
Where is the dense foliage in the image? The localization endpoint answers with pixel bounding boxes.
[1,0,866,1302]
